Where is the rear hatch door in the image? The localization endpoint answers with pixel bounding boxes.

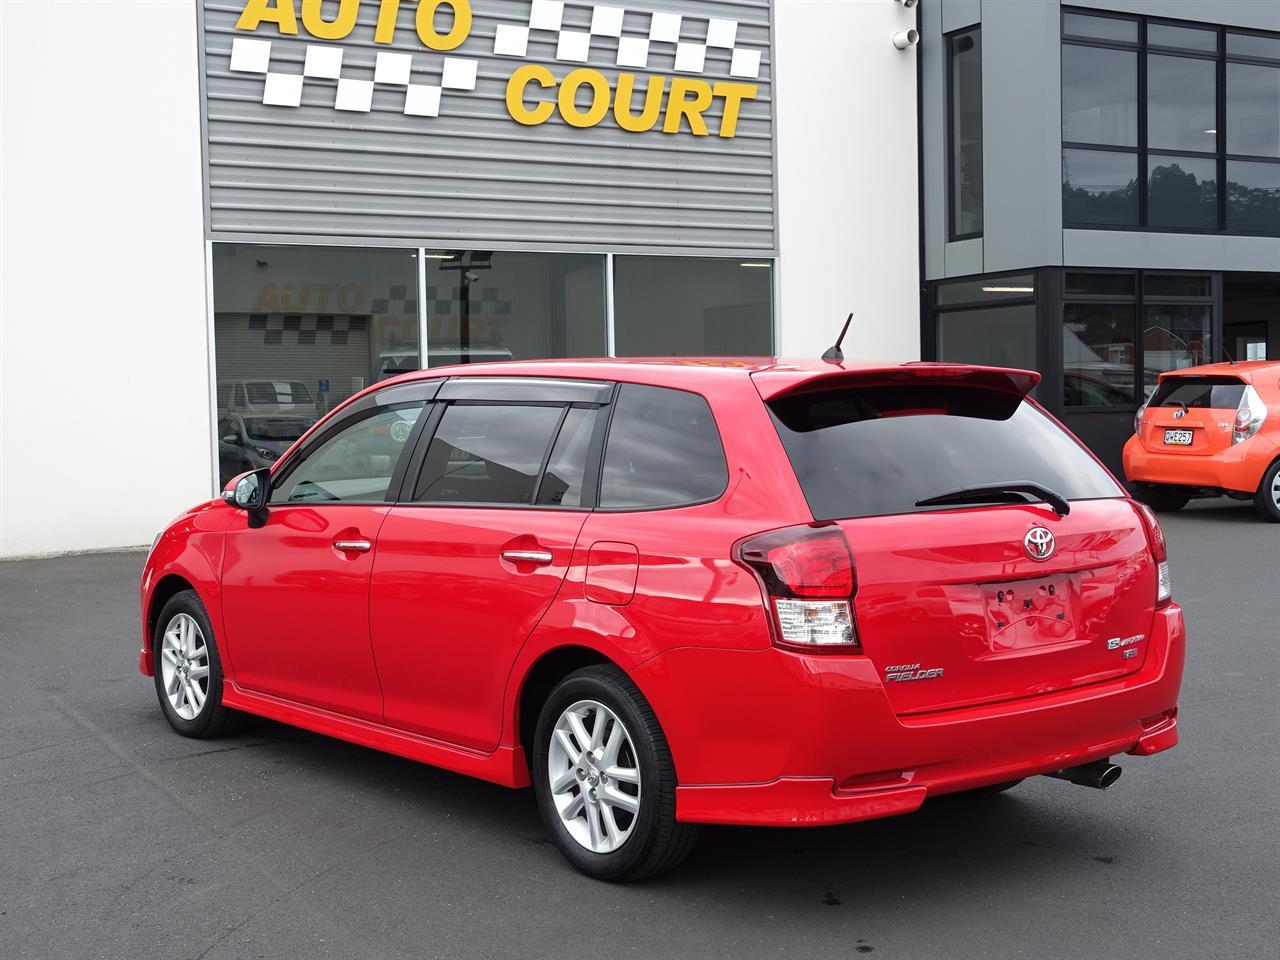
[763,371,1157,715]
[1139,375,1245,456]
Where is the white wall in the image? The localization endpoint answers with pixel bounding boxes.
[773,0,921,360]
[1,0,210,558]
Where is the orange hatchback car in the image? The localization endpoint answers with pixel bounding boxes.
[1124,361,1280,522]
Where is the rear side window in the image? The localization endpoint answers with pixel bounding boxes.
[1148,376,1245,410]
[600,384,728,509]
[414,404,563,505]
[769,385,1122,521]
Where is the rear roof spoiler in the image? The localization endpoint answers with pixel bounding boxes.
[751,364,1042,402]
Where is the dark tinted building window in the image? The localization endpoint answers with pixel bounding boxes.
[948,28,983,238]
[938,305,1036,371]
[1227,160,1280,233]
[414,404,563,505]
[1147,54,1216,153]
[1063,149,1139,226]
[1063,45,1138,147]
[1147,156,1217,229]
[600,385,727,509]
[1063,303,1138,407]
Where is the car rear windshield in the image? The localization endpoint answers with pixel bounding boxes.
[768,384,1123,521]
[1148,376,1245,410]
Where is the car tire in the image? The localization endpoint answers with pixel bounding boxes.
[532,665,698,882]
[152,590,243,738]
[1254,459,1280,523]
[1137,483,1191,512]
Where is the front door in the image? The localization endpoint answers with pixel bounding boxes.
[220,398,428,721]
[370,393,603,751]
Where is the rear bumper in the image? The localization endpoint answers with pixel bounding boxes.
[1123,434,1276,494]
[634,606,1185,828]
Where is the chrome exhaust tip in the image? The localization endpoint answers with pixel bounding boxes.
[1045,759,1123,790]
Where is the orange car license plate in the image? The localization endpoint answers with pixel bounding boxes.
[1163,429,1193,445]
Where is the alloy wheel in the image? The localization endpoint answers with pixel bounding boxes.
[159,612,211,721]
[1272,471,1280,509]
[547,699,642,854]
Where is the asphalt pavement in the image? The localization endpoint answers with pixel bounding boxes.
[1,499,1276,960]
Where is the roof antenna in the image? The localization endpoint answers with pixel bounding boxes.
[822,312,854,362]
[1223,342,1238,365]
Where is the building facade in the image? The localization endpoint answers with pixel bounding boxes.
[920,0,1280,476]
[5,0,1280,557]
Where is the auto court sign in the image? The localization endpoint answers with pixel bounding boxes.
[229,0,761,137]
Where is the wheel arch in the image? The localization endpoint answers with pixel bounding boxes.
[514,645,618,764]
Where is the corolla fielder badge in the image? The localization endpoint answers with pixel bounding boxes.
[1024,526,1055,561]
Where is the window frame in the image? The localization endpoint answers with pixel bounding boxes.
[396,378,617,512]
[266,381,441,506]
[1062,6,1280,236]
[1060,268,1219,412]
[593,382,731,513]
[946,25,984,241]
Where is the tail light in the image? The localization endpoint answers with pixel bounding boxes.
[1133,502,1172,608]
[734,524,859,652]
[1133,402,1147,436]
[1232,386,1267,445]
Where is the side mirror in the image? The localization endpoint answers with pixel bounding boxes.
[222,434,238,444]
[223,468,271,525]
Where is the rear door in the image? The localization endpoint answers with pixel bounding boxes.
[369,377,609,752]
[765,377,1158,715]
[1138,375,1246,456]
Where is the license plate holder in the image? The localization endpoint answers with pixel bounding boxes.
[1163,428,1193,446]
[982,574,1075,653]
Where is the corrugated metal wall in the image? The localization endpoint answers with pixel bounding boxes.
[200,0,776,253]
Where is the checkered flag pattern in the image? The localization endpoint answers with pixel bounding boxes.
[493,0,761,79]
[247,314,368,346]
[229,37,479,117]
[371,285,419,318]
[425,284,513,318]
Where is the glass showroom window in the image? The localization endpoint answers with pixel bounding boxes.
[934,275,1037,373]
[422,251,606,366]
[211,244,420,486]
[1060,271,1214,407]
[948,28,983,239]
[613,257,773,356]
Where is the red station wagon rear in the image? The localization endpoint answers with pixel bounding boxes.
[140,358,1185,880]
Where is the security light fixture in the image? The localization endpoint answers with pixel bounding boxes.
[892,29,919,50]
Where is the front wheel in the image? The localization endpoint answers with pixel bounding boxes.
[152,590,242,738]
[1255,459,1280,522]
[532,665,698,881]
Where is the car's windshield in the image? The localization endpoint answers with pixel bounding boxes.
[768,383,1123,520]
[244,417,313,441]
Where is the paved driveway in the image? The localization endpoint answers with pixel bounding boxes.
[1,500,1276,959]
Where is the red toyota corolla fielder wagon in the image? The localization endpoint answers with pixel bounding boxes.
[140,359,1185,880]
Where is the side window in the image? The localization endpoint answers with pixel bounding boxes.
[600,384,728,509]
[536,407,598,507]
[270,403,425,504]
[414,404,564,505]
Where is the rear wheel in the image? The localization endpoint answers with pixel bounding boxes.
[1254,460,1280,522]
[532,665,697,881]
[1137,483,1191,512]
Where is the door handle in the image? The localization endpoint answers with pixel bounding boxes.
[334,539,372,553]
[501,549,553,564]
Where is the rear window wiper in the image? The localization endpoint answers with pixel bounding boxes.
[915,481,1071,517]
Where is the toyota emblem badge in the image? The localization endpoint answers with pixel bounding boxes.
[1024,526,1055,561]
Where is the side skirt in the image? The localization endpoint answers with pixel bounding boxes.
[221,681,531,788]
